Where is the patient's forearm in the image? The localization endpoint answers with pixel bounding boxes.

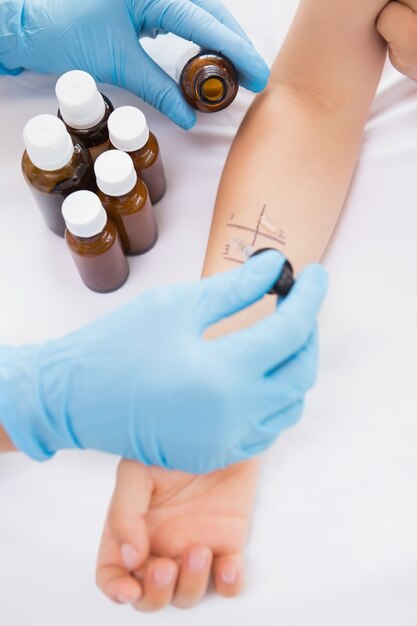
[202,0,387,330]
[0,424,16,452]
[203,87,364,276]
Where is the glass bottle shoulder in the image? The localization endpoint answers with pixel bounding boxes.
[22,145,92,194]
[98,179,149,215]
[58,95,114,148]
[129,132,159,169]
[65,219,118,256]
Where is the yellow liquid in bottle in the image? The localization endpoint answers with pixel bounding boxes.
[200,77,226,103]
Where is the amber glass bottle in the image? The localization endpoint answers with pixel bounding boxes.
[22,115,96,237]
[56,70,114,163]
[179,50,239,113]
[108,106,167,204]
[95,150,158,255]
[62,191,129,293]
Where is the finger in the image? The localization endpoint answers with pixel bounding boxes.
[267,328,318,386]
[217,264,327,375]
[239,401,304,459]
[195,249,287,331]
[96,522,143,605]
[258,398,305,437]
[112,36,196,129]
[156,0,269,91]
[396,0,417,9]
[377,2,417,80]
[239,331,317,423]
[132,558,179,612]
[227,331,316,427]
[190,0,253,46]
[212,554,244,598]
[172,546,213,608]
[107,460,153,573]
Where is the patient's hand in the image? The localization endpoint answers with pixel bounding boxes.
[377,1,417,81]
[96,458,258,611]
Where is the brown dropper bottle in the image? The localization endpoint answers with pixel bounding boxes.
[179,50,239,113]
[22,114,96,237]
[95,150,158,255]
[56,70,114,163]
[108,106,167,204]
[62,190,129,293]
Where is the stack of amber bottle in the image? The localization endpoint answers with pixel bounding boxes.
[21,50,238,293]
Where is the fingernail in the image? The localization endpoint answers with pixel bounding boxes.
[120,544,139,571]
[153,568,176,587]
[221,569,237,585]
[116,595,132,604]
[188,550,209,573]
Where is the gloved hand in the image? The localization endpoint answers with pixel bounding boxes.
[377,1,417,81]
[0,251,327,474]
[0,0,269,128]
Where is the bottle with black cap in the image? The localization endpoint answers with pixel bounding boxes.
[250,248,295,297]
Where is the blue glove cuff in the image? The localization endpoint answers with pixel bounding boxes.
[0,346,54,461]
[0,1,22,72]
[0,63,23,75]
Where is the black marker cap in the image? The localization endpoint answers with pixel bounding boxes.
[250,247,295,297]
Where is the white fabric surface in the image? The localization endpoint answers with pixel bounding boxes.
[1,1,417,624]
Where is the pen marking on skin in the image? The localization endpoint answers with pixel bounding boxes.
[223,257,244,265]
[226,223,286,245]
[252,203,268,245]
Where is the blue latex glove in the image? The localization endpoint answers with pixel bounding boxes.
[0,0,270,128]
[0,251,327,474]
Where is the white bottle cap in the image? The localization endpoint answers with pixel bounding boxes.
[108,106,150,152]
[23,114,74,171]
[62,191,107,238]
[94,150,137,197]
[55,70,106,130]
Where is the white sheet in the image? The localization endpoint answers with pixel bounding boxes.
[0,1,416,624]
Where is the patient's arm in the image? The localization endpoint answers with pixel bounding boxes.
[203,0,388,331]
[96,0,389,613]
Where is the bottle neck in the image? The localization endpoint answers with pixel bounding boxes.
[60,92,106,130]
[59,95,113,137]
[28,147,76,173]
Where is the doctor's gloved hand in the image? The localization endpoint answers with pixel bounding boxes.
[0,0,269,129]
[0,251,327,474]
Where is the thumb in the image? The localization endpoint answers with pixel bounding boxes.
[377,2,417,80]
[195,249,287,330]
[121,41,196,129]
